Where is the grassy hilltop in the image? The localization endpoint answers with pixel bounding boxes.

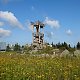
[0,52,80,80]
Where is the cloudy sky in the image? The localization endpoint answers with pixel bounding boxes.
[0,0,80,46]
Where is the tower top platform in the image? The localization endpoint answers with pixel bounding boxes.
[31,20,45,28]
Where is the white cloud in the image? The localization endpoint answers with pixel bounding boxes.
[31,6,35,10]
[0,11,24,29]
[51,32,54,35]
[0,22,4,27]
[3,0,9,4]
[26,20,33,31]
[66,29,72,36]
[0,28,11,37]
[44,17,60,29]
[46,31,54,39]
[1,0,22,4]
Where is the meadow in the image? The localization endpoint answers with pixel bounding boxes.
[0,52,80,80]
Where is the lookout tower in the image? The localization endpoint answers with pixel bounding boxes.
[31,21,45,50]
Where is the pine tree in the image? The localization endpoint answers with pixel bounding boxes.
[6,44,11,51]
[77,42,80,49]
[14,43,21,51]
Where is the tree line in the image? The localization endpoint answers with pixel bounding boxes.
[6,43,21,52]
[6,42,80,52]
[51,42,80,51]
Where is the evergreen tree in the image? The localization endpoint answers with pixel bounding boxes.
[14,43,21,51]
[51,42,54,47]
[76,42,80,49]
[68,44,71,48]
[63,42,68,49]
[51,42,56,48]
[6,44,11,51]
[57,42,61,48]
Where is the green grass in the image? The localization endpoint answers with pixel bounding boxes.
[0,52,80,80]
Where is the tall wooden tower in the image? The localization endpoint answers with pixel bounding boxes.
[31,21,45,50]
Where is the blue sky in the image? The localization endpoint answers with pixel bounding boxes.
[0,0,80,46]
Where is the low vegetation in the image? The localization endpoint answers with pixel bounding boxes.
[0,52,80,80]
[0,42,80,79]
